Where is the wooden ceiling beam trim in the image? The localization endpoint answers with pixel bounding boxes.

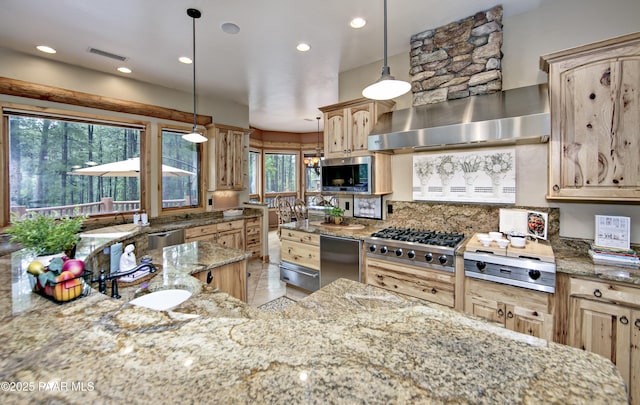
[0,77,212,126]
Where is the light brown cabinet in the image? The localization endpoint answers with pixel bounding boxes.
[464,278,554,341]
[244,216,262,259]
[540,32,640,202]
[193,259,247,302]
[365,257,455,308]
[280,229,320,270]
[216,219,245,250]
[207,124,249,191]
[319,98,395,159]
[562,276,640,404]
[184,223,217,243]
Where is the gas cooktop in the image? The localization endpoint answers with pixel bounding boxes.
[369,227,465,248]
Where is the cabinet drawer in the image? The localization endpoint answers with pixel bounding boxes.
[281,240,320,270]
[281,229,320,246]
[218,219,244,232]
[185,224,217,240]
[365,258,455,307]
[569,277,640,308]
[246,226,260,237]
[245,217,260,227]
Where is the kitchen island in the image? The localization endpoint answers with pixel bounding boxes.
[0,240,627,404]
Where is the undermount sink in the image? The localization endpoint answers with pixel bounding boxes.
[128,289,192,311]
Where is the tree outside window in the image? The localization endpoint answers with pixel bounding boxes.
[160,129,201,209]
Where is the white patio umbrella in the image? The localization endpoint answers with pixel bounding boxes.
[68,157,194,177]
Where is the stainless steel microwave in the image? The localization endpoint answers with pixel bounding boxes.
[320,156,373,194]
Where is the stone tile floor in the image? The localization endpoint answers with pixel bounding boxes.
[246,229,309,307]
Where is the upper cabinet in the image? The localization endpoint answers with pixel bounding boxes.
[541,33,640,202]
[319,98,395,159]
[207,124,250,191]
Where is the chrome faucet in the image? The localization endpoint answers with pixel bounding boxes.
[92,259,157,299]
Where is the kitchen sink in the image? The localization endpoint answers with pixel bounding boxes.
[128,289,191,311]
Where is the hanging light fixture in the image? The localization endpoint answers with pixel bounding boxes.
[304,117,322,172]
[362,0,411,100]
[182,8,208,143]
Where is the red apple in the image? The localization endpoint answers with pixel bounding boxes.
[61,259,84,278]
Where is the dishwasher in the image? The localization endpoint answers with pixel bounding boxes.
[320,234,361,287]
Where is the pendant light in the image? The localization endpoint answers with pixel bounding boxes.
[362,0,411,100]
[304,117,322,170]
[182,8,208,143]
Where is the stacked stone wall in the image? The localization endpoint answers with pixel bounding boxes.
[410,5,503,106]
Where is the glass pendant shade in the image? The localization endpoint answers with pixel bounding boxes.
[182,127,208,143]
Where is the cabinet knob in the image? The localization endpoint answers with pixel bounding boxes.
[553,184,560,191]
[593,289,602,298]
[206,271,213,284]
[497,308,504,317]
[430,288,437,294]
[634,319,640,329]
[620,316,629,325]
[507,311,514,319]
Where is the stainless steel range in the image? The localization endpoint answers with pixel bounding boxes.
[463,234,556,293]
[365,227,466,272]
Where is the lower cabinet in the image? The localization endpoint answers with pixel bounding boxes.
[216,220,245,250]
[185,223,217,243]
[280,229,320,270]
[193,259,247,302]
[464,278,554,341]
[564,276,640,404]
[365,257,455,308]
[244,217,262,259]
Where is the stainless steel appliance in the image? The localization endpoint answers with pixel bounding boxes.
[320,235,361,286]
[463,235,556,293]
[365,227,466,272]
[320,156,372,194]
[279,261,320,292]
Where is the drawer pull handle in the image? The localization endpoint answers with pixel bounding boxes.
[507,311,514,319]
[635,319,640,329]
[497,309,504,317]
[593,289,602,298]
[620,316,629,325]
[206,271,213,284]
[430,288,437,294]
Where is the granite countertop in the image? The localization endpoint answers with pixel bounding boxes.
[0,273,627,403]
[280,218,382,241]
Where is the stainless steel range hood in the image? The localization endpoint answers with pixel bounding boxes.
[368,83,550,152]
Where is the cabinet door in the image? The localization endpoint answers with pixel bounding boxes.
[229,130,246,188]
[214,128,247,190]
[217,229,244,250]
[465,294,505,324]
[348,104,372,153]
[505,304,553,340]
[549,57,640,201]
[324,110,346,157]
[569,297,632,387]
[632,309,640,405]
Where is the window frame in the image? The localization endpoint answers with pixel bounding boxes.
[1,102,151,228]
[157,123,208,216]
[262,149,299,208]
[248,148,262,202]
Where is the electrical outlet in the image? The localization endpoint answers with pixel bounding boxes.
[388,204,393,214]
[345,201,350,211]
[208,198,213,206]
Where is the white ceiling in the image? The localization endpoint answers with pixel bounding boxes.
[0,0,547,133]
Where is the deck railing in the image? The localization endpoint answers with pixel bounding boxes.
[10,197,187,218]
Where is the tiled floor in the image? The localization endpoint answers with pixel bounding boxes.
[246,229,309,307]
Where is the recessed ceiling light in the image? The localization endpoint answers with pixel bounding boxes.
[117,67,132,74]
[36,45,57,54]
[296,43,311,52]
[350,17,367,29]
[221,22,240,35]
[179,56,192,64]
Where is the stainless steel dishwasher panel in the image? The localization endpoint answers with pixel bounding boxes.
[279,261,320,292]
[320,234,361,287]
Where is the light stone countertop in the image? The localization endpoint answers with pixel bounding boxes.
[0,219,630,403]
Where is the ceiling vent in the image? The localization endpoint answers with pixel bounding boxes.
[87,47,128,62]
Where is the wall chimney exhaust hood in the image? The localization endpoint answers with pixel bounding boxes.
[368,84,550,152]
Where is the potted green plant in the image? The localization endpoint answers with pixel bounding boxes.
[328,206,345,225]
[6,212,86,257]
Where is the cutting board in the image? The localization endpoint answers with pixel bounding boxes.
[465,233,554,263]
[309,221,365,230]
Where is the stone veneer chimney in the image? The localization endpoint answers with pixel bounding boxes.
[409,5,503,106]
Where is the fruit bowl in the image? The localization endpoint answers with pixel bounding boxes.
[27,260,92,304]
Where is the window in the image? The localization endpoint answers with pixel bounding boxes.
[6,111,144,219]
[248,150,261,201]
[264,152,297,207]
[160,129,202,210]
